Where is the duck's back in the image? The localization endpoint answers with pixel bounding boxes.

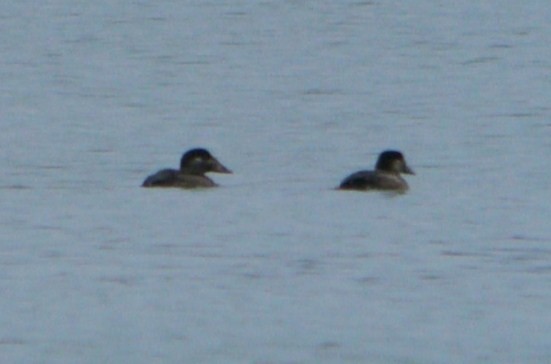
[142,169,179,187]
[339,170,408,191]
[142,169,217,188]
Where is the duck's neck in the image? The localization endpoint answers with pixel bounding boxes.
[376,168,400,176]
[180,165,207,175]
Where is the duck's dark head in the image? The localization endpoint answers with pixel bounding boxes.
[179,148,232,175]
[376,150,415,175]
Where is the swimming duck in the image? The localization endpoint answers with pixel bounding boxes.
[339,150,414,192]
[142,148,232,188]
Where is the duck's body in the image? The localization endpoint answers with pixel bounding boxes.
[142,148,231,189]
[142,169,219,188]
[339,150,414,192]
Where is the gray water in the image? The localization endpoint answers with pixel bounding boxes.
[1,1,550,363]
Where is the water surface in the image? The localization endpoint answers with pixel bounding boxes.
[1,1,550,363]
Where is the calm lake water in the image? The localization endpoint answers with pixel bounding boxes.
[1,1,550,363]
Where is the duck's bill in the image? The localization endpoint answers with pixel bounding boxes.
[403,165,415,175]
[211,159,232,174]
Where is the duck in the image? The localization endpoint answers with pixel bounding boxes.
[339,150,414,192]
[142,148,232,188]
